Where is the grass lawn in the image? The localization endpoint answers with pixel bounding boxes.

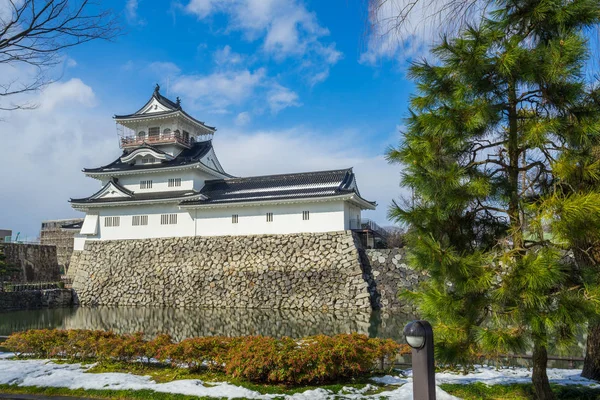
[441,382,600,399]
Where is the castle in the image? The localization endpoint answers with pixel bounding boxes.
[70,85,376,250]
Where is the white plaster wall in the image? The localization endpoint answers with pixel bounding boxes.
[194,201,347,236]
[73,235,87,251]
[103,169,213,193]
[83,204,195,241]
[344,203,362,230]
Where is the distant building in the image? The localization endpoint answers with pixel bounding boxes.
[0,229,11,243]
[40,219,84,272]
[70,85,377,248]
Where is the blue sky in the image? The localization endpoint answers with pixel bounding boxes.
[0,0,434,239]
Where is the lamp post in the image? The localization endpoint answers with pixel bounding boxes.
[404,320,436,400]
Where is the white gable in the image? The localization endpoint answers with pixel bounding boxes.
[139,98,173,114]
[90,181,132,200]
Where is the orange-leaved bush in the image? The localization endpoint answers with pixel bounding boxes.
[4,329,403,384]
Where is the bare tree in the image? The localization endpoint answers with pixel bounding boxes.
[0,0,120,111]
[366,0,484,41]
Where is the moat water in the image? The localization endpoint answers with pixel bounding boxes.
[0,307,414,342]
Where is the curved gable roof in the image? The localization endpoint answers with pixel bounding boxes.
[83,140,229,176]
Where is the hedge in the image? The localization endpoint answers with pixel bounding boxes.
[4,329,408,384]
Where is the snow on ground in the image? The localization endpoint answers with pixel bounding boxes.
[1,353,597,399]
[0,353,458,399]
[436,365,600,387]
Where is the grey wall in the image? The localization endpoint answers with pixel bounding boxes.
[361,248,427,313]
[71,231,372,310]
[69,233,425,311]
[3,243,61,283]
[0,289,73,312]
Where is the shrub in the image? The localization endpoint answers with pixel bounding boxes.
[225,333,402,384]
[157,336,237,371]
[4,330,404,384]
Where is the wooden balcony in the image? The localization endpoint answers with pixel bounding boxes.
[120,132,192,149]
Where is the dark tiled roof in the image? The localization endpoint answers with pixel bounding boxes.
[83,140,217,174]
[114,87,216,130]
[61,221,83,229]
[70,190,202,204]
[183,168,376,206]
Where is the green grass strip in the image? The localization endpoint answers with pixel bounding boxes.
[440,382,600,400]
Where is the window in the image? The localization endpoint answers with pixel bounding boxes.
[232,214,238,224]
[302,211,310,221]
[163,128,171,135]
[182,130,190,142]
[141,157,155,164]
[140,180,153,189]
[148,127,160,137]
[161,214,177,225]
[266,213,273,222]
[104,216,120,227]
[137,131,146,139]
[132,215,148,226]
[168,178,181,187]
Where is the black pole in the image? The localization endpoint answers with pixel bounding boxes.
[405,320,436,400]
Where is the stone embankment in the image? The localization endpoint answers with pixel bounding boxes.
[362,248,427,313]
[0,289,73,312]
[71,231,372,309]
[3,243,61,282]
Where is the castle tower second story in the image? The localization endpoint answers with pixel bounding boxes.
[115,84,216,156]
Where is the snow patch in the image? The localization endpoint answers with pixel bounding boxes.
[436,365,600,387]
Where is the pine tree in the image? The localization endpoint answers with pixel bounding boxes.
[387,1,600,398]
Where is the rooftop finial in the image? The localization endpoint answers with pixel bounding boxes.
[176,97,181,108]
[154,83,160,94]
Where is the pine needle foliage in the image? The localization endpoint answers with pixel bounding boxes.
[387,0,600,398]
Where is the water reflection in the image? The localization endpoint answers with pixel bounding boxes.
[0,307,414,342]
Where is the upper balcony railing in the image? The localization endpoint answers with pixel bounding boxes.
[120,132,192,149]
[349,218,388,239]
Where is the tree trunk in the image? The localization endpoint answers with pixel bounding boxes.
[532,339,555,400]
[582,321,600,380]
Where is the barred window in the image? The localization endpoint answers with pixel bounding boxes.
[266,212,273,222]
[148,126,160,137]
[161,214,178,225]
[168,178,182,187]
[104,216,120,227]
[132,215,148,226]
[302,211,310,220]
[232,214,239,224]
[141,157,155,164]
[140,180,153,189]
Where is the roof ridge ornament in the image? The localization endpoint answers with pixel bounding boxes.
[176,97,181,109]
[154,83,160,95]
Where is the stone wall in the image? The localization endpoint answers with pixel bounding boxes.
[0,289,73,312]
[3,243,61,283]
[72,231,372,309]
[40,219,83,272]
[361,248,427,312]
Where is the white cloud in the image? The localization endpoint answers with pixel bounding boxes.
[146,61,181,78]
[213,45,244,66]
[235,111,251,126]
[184,0,341,84]
[214,126,406,226]
[38,78,96,112]
[125,0,146,26]
[266,84,301,113]
[0,80,115,239]
[359,0,483,64]
[172,68,266,112]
